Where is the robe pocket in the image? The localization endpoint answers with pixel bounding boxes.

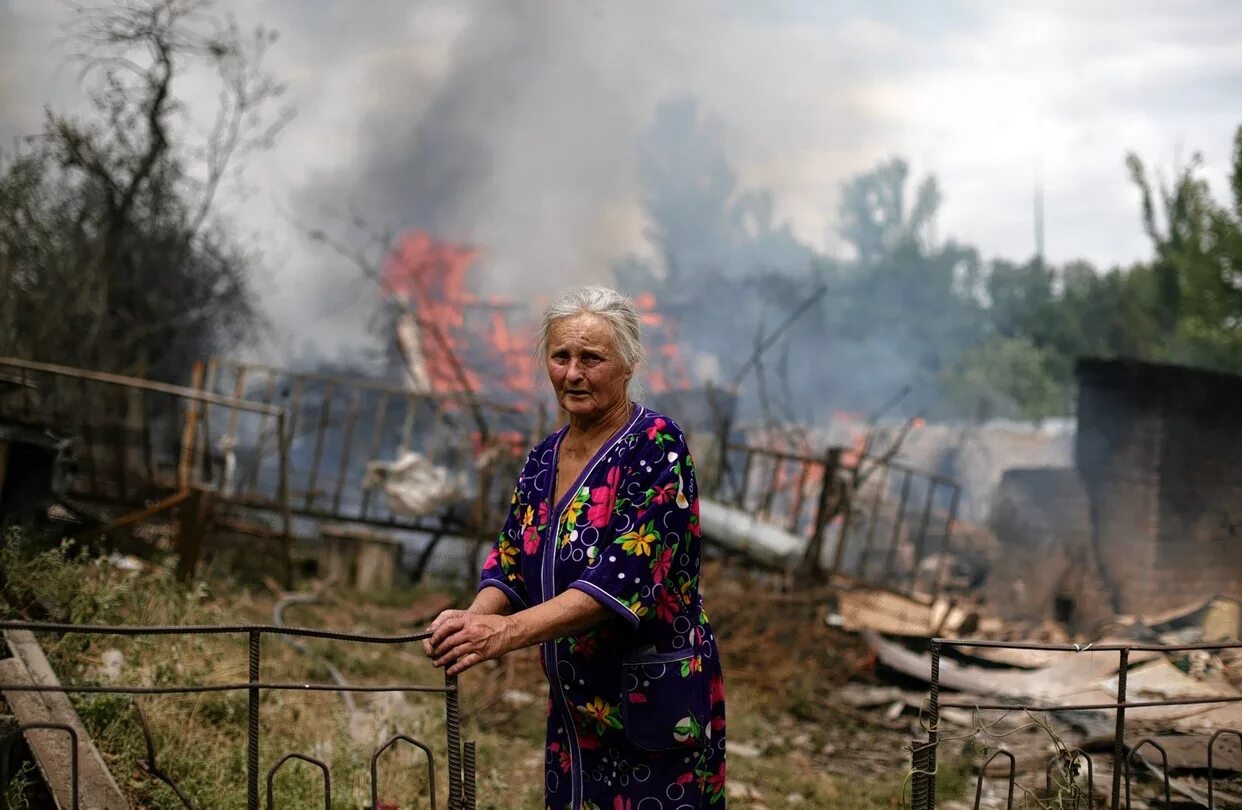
[620,649,709,753]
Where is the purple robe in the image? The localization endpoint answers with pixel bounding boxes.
[480,406,727,809]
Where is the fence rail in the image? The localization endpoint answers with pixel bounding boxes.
[0,620,475,809]
[714,439,961,600]
[910,636,1242,809]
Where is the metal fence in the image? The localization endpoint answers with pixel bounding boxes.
[714,440,961,600]
[198,358,538,541]
[910,637,1242,809]
[0,620,475,809]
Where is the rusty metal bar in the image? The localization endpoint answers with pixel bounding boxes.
[265,752,330,810]
[464,741,477,810]
[275,411,293,584]
[908,480,937,594]
[859,464,889,576]
[882,470,913,583]
[973,750,1015,810]
[331,388,362,515]
[370,733,438,809]
[240,369,280,496]
[0,723,80,810]
[209,358,521,413]
[926,641,940,810]
[1124,738,1170,809]
[1110,647,1128,810]
[932,486,960,601]
[1208,729,1242,809]
[736,447,755,510]
[723,441,823,465]
[446,673,464,809]
[788,459,813,533]
[303,381,335,511]
[758,456,782,521]
[359,391,390,520]
[0,358,279,415]
[248,630,261,810]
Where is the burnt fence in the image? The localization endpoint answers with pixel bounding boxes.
[0,620,476,809]
[910,638,1242,809]
[713,440,961,600]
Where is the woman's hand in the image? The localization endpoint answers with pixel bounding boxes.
[423,610,517,676]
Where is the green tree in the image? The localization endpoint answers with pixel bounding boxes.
[1126,128,1242,371]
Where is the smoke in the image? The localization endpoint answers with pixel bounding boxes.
[4,0,1242,388]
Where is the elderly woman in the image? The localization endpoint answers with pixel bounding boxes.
[425,285,726,809]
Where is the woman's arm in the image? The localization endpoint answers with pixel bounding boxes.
[424,589,610,676]
[468,585,515,616]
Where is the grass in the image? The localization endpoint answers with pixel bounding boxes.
[0,529,970,809]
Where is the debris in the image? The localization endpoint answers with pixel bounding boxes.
[697,497,803,568]
[1137,595,1242,643]
[502,690,537,708]
[363,451,466,518]
[319,525,403,591]
[860,629,1161,700]
[728,740,761,759]
[97,648,125,682]
[727,780,764,802]
[1081,732,1242,773]
[833,588,976,637]
[1,630,128,809]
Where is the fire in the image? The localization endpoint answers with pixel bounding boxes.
[383,230,535,399]
[632,292,691,394]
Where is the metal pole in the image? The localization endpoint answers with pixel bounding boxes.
[464,740,477,810]
[446,673,463,809]
[276,412,293,586]
[1110,647,1129,810]
[927,641,941,810]
[248,630,261,810]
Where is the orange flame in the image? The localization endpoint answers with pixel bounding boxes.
[383,230,535,398]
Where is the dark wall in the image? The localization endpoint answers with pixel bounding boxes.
[1075,358,1242,614]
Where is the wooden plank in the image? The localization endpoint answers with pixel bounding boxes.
[1,631,128,809]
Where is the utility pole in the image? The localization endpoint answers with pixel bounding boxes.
[1034,154,1045,269]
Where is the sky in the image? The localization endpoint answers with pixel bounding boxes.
[2,0,1241,361]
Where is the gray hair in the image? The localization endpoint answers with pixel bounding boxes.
[537,285,646,376]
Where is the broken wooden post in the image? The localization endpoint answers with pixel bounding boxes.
[798,447,842,582]
[175,485,217,582]
[177,361,206,491]
[0,630,128,809]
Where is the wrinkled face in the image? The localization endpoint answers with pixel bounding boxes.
[546,314,632,421]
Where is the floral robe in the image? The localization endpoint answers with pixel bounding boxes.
[480,406,727,809]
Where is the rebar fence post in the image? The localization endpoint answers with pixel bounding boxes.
[1109,647,1128,810]
[927,641,941,810]
[464,740,477,810]
[911,641,942,810]
[248,630,262,810]
[446,673,463,809]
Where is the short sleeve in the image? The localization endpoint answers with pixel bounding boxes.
[478,453,540,609]
[568,424,697,628]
